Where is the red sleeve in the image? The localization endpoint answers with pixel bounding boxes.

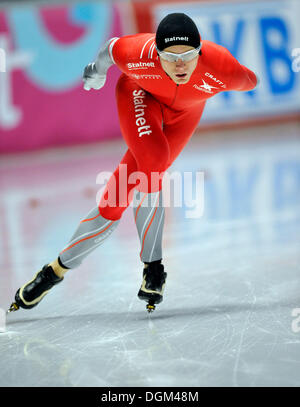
[109,36,129,67]
[108,34,156,72]
[222,47,258,91]
[232,63,258,91]
[204,42,258,92]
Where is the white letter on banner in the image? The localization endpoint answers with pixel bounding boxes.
[292,48,300,73]
[0,48,6,72]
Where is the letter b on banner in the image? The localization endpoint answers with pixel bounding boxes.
[260,17,295,94]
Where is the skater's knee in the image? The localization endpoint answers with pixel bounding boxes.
[98,204,124,221]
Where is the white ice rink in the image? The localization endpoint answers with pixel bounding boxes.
[0,121,300,387]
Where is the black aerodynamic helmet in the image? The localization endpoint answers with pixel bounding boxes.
[155,13,201,52]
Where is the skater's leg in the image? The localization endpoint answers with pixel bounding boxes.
[8,207,120,312]
[59,206,120,269]
[134,105,206,311]
[133,189,167,310]
[113,76,171,311]
[133,189,165,263]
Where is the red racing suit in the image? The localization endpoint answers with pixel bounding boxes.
[98,34,257,220]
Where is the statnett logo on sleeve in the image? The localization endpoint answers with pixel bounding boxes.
[127,62,155,70]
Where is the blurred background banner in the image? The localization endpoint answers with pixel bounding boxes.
[132,0,300,125]
[0,1,123,153]
[0,0,299,153]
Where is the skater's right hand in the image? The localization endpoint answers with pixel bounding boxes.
[82,62,107,91]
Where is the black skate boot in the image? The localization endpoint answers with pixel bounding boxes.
[7,264,63,313]
[138,260,167,313]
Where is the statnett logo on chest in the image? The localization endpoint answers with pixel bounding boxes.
[132,89,152,137]
[205,72,227,89]
[127,61,155,70]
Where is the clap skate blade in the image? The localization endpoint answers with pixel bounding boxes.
[7,302,20,314]
[146,301,156,313]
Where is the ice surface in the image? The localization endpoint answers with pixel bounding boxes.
[0,122,300,387]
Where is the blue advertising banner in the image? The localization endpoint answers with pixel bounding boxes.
[153,0,300,123]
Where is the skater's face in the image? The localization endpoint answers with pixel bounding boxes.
[158,45,199,84]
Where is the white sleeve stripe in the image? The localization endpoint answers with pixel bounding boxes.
[149,42,156,59]
[148,41,155,58]
[140,37,155,59]
[108,37,119,64]
[147,41,154,58]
